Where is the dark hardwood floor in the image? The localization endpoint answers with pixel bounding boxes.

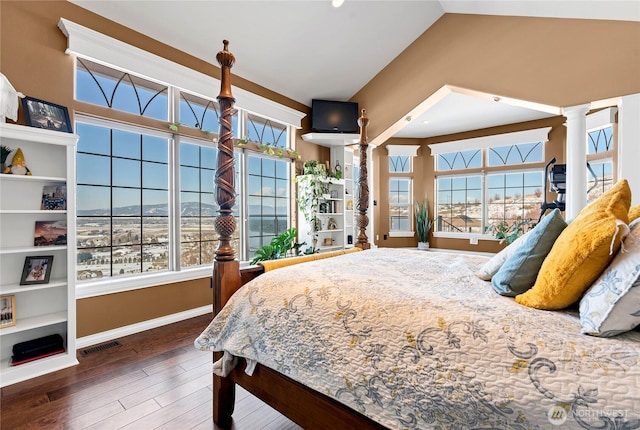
[1,314,302,430]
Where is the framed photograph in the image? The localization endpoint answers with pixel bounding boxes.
[20,256,54,285]
[21,96,73,133]
[319,202,329,213]
[1,295,16,328]
[34,220,67,246]
[330,190,338,199]
[41,185,67,210]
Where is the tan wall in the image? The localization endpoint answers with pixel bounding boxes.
[352,13,640,142]
[3,3,638,335]
[355,13,639,252]
[0,1,323,338]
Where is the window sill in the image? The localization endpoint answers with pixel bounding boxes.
[432,232,498,241]
[388,231,415,238]
[76,262,252,299]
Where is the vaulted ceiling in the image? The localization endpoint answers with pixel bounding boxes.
[71,1,639,139]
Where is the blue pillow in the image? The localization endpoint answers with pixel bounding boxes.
[492,209,567,296]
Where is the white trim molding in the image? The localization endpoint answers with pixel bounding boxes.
[76,305,213,349]
[387,144,420,157]
[58,18,305,128]
[428,127,552,155]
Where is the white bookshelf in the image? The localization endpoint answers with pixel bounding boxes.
[0,123,79,387]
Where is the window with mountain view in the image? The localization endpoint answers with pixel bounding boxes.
[75,58,292,283]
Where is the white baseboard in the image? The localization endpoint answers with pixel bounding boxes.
[76,305,213,349]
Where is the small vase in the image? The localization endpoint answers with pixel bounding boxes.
[417,242,430,250]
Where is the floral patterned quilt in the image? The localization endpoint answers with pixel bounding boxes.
[195,248,640,429]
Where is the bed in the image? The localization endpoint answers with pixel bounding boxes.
[196,40,640,429]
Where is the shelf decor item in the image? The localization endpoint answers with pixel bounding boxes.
[41,185,67,210]
[34,220,67,246]
[0,295,16,328]
[21,96,72,133]
[20,255,54,285]
[3,147,31,175]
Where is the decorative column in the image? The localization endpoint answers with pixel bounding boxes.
[562,104,590,219]
[212,40,239,427]
[356,109,371,250]
[214,40,236,262]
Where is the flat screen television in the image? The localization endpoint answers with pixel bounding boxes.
[311,99,359,133]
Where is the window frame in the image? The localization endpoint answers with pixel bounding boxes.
[65,22,302,298]
[432,133,548,241]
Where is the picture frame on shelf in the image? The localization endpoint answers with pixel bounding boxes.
[34,220,67,246]
[21,96,73,133]
[330,190,338,199]
[319,202,329,213]
[0,295,16,328]
[20,255,54,285]
[41,185,67,210]
[323,237,334,247]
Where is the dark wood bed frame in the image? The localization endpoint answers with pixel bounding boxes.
[210,40,383,429]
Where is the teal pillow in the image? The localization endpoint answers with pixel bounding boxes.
[492,209,567,296]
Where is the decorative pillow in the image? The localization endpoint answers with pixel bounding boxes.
[580,220,640,336]
[630,204,640,223]
[476,230,531,280]
[492,209,567,296]
[515,179,632,310]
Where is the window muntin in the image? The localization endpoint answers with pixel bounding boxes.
[434,139,545,237]
[487,142,543,166]
[179,91,238,135]
[179,141,218,268]
[588,160,614,202]
[586,125,615,202]
[247,114,288,147]
[76,122,170,281]
[486,171,543,231]
[436,175,483,233]
[588,126,614,155]
[247,155,290,259]
[389,155,410,173]
[389,178,411,231]
[437,149,481,171]
[76,58,168,120]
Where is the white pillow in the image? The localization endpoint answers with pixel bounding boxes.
[579,218,640,337]
[476,229,532,281]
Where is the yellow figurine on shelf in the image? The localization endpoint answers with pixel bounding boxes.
[4,148,31,175]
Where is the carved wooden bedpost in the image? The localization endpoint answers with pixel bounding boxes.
[356,109,371,250]
[212,39,239,427]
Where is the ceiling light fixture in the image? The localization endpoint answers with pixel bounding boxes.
[332,0,344,7]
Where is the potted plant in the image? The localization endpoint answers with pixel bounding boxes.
[415,200,433,250]
[249,228,306,265]
[486,216,535,244]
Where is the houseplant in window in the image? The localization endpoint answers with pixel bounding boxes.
[415,200,433,250]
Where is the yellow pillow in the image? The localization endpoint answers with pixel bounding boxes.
[630,204,640,222]
[515,179,631,310]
